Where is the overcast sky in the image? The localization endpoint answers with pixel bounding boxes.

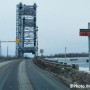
[0,0,90,56]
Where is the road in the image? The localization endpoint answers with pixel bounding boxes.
[0,59,70,90]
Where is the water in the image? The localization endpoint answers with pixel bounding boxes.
[46,57,90,73]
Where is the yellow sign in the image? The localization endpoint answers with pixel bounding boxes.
[16,38,20,43]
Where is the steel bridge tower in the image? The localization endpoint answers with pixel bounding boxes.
[16,2,38,57]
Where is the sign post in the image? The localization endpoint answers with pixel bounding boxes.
[40,49,44,57]
[88,37,90,71]
[80,29,90,71]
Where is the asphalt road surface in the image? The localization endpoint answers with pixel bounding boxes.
[0,59,70,90]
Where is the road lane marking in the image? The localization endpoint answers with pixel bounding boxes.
[18,61,33,90]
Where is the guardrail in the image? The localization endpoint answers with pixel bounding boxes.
[35,58,79,70]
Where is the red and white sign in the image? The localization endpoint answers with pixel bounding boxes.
[80,29,90,36]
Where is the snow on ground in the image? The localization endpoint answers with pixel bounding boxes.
[0,61,13,68]
[46,57,90,73]
[79,67,90,73]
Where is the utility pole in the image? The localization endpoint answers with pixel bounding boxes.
[65,47,66,63]
[0,41,15,57]
[7,46,8,57]
[0,41,1,57]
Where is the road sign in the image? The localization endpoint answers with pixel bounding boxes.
[80,29,90,36]
[16,38,20,43]
[40,49,44,53]
[40,49,44,57]
[80,27,90,71]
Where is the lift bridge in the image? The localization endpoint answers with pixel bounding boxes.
[16,3,38,57]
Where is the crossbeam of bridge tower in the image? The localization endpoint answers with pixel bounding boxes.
[16,2,38,57]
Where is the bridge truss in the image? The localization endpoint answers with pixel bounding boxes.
[16,3,38,57]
